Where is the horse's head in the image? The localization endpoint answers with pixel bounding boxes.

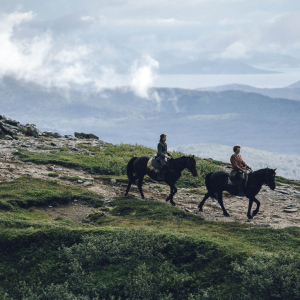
[264,168,276,190]
[187,156,198,177]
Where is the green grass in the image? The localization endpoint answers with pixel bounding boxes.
[1,142,300,299]
[1,195,300,299]
[0,177,103,210]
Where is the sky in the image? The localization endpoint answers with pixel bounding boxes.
[0,0,300,93]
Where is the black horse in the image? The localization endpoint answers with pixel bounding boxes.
[125,156,198,205]
[198,168,276,219]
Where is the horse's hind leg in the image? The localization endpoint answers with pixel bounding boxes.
[125,181,132,196]
[198,193,210,211]
[217,191,230,217]
[137,176,145,199]
[125,175,138,196]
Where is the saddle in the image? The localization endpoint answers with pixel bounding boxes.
[147,156,169,180]
[147,156,161,172]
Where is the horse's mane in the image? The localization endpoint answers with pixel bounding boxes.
[249,168,273,182]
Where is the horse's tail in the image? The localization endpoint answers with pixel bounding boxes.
[127,157,138,183]
[205,172,217,199]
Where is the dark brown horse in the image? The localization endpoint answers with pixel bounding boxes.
[198,168,276,219]
[125,156,198,205]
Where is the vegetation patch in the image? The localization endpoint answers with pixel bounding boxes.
[0,177,104,210]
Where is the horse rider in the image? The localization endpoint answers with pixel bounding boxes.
[156,134,172,180]
[230,145,251,195]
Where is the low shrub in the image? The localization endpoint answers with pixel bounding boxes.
[231,252,300,300]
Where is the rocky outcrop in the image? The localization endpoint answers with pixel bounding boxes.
[0,115,90,140]
[0,116,22,139]
[74,132,99,140]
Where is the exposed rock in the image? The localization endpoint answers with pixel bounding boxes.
[52,132,62,138]
[283,208,298,213]
[42,131,61,138]
[74,132,99,140]
[275,188,290,195]
[24,124,41,138]
[65,135,77,140]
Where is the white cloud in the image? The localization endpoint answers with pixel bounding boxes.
[0,11,94,88]
[185,114,239,120]
[129,55,160,102]
[0,11,163,93]
[82,15,202,27]
[218,12,300,59]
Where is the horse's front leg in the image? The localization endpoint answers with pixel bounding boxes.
[247,196,260,219]
[166,183,177,206]
[247,197,254,219]
[252,196,260,217]
[217,191,229,217]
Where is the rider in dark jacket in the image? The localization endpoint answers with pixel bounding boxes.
[156,134,172,180]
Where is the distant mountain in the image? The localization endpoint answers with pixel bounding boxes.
[243,52,300,70]
[287,81,300,89]
[1,76,300,156]
[197,82,300,101]
[160,59,278,74]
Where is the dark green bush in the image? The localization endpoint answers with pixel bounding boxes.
[231,252,300,300]
[17,229,229,300]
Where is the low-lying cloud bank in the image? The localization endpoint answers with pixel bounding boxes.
[171,143,300,180]
[0,11,159,102]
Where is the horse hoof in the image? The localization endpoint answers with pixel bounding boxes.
[166,197,170,202]
[199,208,203,212]
[247,215,253,219]
[170,201,176,206]
[224,213,230,217]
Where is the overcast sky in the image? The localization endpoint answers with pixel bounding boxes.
[1,0,300,90]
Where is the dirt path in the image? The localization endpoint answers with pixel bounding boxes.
[1,138,300,228]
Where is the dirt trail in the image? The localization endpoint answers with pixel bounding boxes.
[1,137,300,228]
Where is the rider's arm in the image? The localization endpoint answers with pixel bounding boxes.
[240,157,250,169]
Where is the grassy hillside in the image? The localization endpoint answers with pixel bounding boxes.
[1,142,300,299]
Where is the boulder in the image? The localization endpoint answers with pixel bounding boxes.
[65,135,77,140]
[24,124,41,138]
[74,132,99,140]
[52,132,62,138]
[5,119,21,127]
[42,131,62,138]
[0,121,19,138]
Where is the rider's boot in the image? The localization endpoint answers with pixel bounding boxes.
[237,180,246,196]
[157,166,166,181]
